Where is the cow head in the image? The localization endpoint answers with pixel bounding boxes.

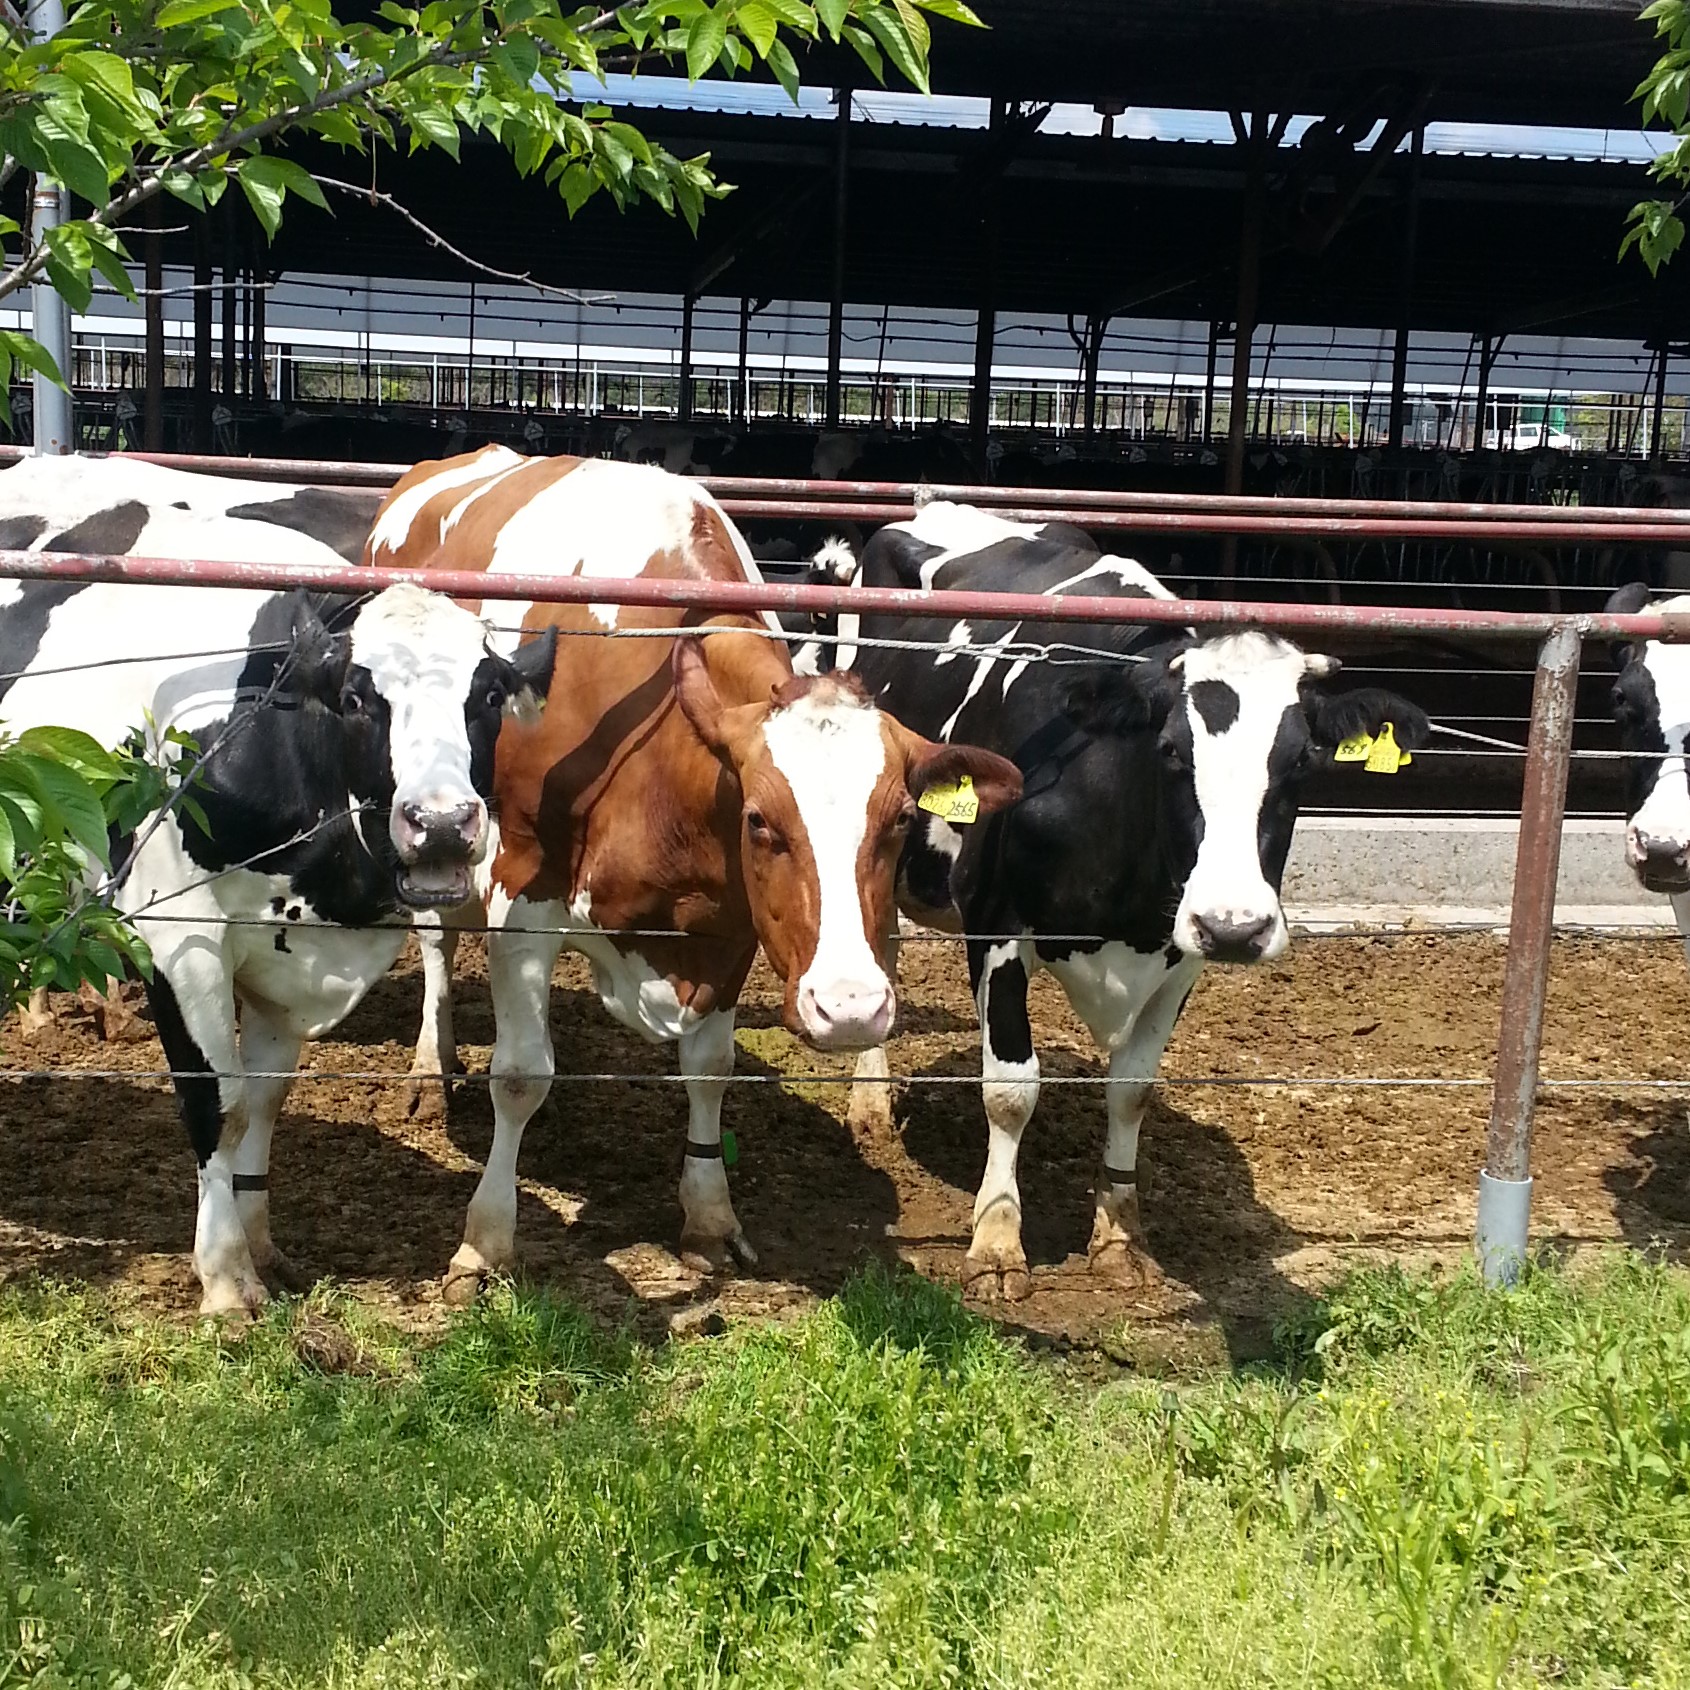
[1606,583,1690,892]
[1067,630,1429,962]
[674,639,1022,1049]
[327,583,556,907]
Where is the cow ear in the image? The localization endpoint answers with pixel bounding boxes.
[1063,657,1177,736]
[902,736,1023,815]
[1604,581,1651,669]
[673,636,761,765]
[1307,687,1432,753]
[503,627,557,722]
[287,593,350,706]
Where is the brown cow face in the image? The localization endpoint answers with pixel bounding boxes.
[676,645,1021,1050]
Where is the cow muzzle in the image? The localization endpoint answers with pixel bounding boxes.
[793,977,896,1051]
[391,796,488,908]
[1626,825,1690,894]
[1178,905,1287,964]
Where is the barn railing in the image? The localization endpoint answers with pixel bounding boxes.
[1,542,1686,1290]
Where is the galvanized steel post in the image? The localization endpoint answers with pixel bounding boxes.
[1478,620,1581,1287]
[26,0,72,455]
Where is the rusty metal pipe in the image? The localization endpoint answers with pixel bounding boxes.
[3,548,1690,645]
[1478,621,1582,1286]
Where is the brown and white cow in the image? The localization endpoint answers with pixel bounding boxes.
[365,448,1021,1297]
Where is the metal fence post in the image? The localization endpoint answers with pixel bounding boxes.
[1478,620,1581,1286]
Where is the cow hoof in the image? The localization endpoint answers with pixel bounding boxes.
[1088,1239,1162,1295]
[442,1264,483,1307]
[199,1277,268,1319]
[962,1250,1031,1304]
[255,1248,310,1296]
[679,1228,758,1276]
[403,1076,451,1125]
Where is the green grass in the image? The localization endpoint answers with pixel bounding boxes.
[2,1257,1689,1689]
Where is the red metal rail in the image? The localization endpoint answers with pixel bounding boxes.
[7,446,1690,541]
[3,547,1688,642]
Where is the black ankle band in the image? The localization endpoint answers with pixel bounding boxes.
[232,1173,269,1193]
[1102,1165,1137,1187]
[685,1140,723,1160]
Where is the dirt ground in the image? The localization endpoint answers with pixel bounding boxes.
[2,932,1687,1357]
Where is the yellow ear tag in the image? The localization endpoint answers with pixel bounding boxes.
[1363,721,1411,774]
[918,774,980,825]
[1333,731,1375,763]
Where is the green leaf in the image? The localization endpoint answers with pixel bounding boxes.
[859,3,928,91]
[815,0,846,37]
[841,21,883,81]
[909,0,983,23]
[17,727,118,785]
[891,0,930,57]
[765,36,799,101]
[686,7,727,79]
[155,0,243,25]
[492,33,541,85]
[736,0,778,56]
[24,759,110,864]
[407,101,463,158]
[0,332,65,392]
[762,0,817,30]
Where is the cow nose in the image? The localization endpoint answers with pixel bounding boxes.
[1191,911,1277,962]
[1629,827,1690,886]
[398,798,485,855]
[796,980,895,1051]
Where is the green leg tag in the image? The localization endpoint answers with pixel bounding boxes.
[721,1130,739,1168]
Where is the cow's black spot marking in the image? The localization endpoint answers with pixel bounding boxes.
[144,972,222,1165]
[286,905,302,921]
[0,515,47,549]
[274,930,291,953]
[228,489,385,564]
[984,957,1033,1064]
[1189,678,1240,735]
[47,502,149,556]
[171,500,190,511]
[1164,943,1184,967]
[0,580,87,704]
[269,896,287,914]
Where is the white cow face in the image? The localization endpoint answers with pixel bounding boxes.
[343,584,556,907]
[1067,631,1429,964]
[1608,587,1690,893]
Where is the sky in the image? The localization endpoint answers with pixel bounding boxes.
[590,74,1674,165]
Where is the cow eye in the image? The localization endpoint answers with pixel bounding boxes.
[340,684,364,716]
[1159,738,1186,769]
[746,808,777,847]
[484,683,507,712]
[1612,685,1636,723]
[891,805,916,834]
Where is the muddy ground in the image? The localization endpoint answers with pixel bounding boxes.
[2,933,1687,1358]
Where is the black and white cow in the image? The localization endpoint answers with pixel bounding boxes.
[830,502,1429,1300]
[1604,582,1690,956]
[0,456,555,1312]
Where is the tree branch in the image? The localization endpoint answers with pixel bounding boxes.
[310,173,611,303]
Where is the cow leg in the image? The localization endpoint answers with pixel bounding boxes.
[1672,891,1690,970]
[145,962,267,1316]
[232,996,308,1295]
[405,915,462,1123]
[446,900,564,1305]
[964,937,1039,1303]
[846,933,900,1136]
[677,1009,756,1273]
[1086,962,1200,1293]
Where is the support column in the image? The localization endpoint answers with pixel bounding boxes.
[1479,622,1580,1286]
[1651,342,1670,467]
[1474,332,1497,451]
[1386,123,1425,455]
[1225,111,1268,500]
[252,270,267,402]
[192,212,214,451]
[970,95,1007,476]
[26,0,72,454]
[735,295,750,424]
[678,291,696,424]
[143,196,164,450]
[824,86,852,429]
[220,197,238,405]
[1202,317,1221,445]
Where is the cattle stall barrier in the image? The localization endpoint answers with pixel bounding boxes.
[1,546,1684,1290]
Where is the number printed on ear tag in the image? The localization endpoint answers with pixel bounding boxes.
[1334,731,1375,762]
[917,774,980,825]
[1363,721,1411,774]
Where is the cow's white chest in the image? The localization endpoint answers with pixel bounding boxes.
[550,888,702,1044]
[220,873,408,1037]
[1044,942,1193,1054]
